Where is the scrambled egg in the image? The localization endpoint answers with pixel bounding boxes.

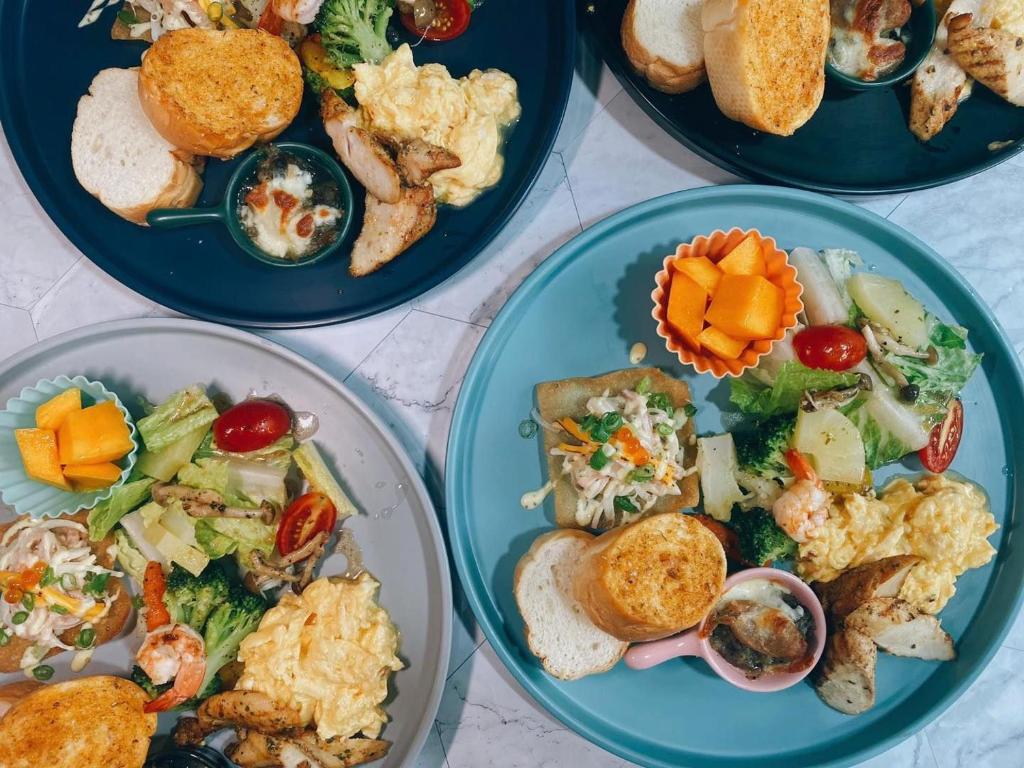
[236,574,402,740]
[353,44,521,207]
[798,475,998,613]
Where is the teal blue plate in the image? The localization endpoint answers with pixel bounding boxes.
[446,185,1024,768]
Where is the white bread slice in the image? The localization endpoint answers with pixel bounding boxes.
[622,0,706,94]
[702,0,830,136]
[514,530,627,681]
[71,68,202,226]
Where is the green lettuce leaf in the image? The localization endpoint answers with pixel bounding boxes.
[730,362,859,418]
[178,457,287,508]
[194,518,275,565]
[87,478,156,541]
[137,386,219,454]
[841,397,915,469]
[113,528,149,585]
[194,433,295,472]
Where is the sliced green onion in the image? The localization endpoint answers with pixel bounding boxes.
[49,604,70,615]
[83,572,110,598]
[614,496,639,513]
[61,574,77,592]
[648,393,674,417]
[590,427,610,443]
[132,595,145,610]
[600,412,623,432]
[40,567,56,587]
[580,414,599,433]
[75,627,96,649]
[628,466,655,483]
[589,450,610,470]
[20,593,35,612]
[657,423,674,436]
[32,665,54,681]
[116,8,138,25]
[635,376,652,395]
[518,419,538,439]
[0,629,9,646]
[683,404,697,418]
[11,611,28,625]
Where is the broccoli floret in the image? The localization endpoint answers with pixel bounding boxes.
[315,0,393,70]
[731,508,797,566]
[734,415,795,481]
[198,584,267,697]
[163,562,232,632]
[131,664,167,700]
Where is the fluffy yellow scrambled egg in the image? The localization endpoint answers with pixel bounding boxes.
[797,475,998,613]
[236,574,402,740]
[353,44,521,207]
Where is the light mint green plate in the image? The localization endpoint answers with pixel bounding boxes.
[446,185,1024,768]
[0,375,138,518]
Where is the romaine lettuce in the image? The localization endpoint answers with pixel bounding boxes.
[178,457,287,508]
[113,529,149,585]
[137,386,219,454]
[293,442,357,518]
[194,518,275,565]
[841,397,915,469]
[87,477,156,541]
[730,362,859,418]
[194,433,295,472]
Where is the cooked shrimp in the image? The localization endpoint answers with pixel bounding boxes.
[772,449,830,543]
[137,623,207,713]
[272,0,323,24]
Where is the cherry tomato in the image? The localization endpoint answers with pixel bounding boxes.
[793,325,867,372]
[919,399,963,473]
[692,514,749,565]
[400,0,471,42]
[276,493,338,556]
[214,400,291,453]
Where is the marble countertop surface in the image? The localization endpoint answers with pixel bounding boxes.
[2,36,1023,768]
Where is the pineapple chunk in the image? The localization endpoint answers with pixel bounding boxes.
[847,273,929,350]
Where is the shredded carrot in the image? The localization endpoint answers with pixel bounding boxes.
[558,442,594,455]
[143,561,171,631]
[559,418,596,446]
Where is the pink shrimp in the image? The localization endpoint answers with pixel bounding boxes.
[771,449,830,544]
[271,0,323,24]
[136,623,206,713]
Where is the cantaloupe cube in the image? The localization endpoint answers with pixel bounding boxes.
[697,326,748,360]
[666,271,708,348]
[14,428,71,490]
[35,388,82,431]
[705,274,783,340]
[63,462,121,491]
[717,235,766,276]
[58,400,133,465]
[675,256,723,295]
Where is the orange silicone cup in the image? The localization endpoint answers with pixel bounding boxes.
[651,228,804,378]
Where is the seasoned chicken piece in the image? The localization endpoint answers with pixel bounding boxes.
[813,555,921,622]
[321,91,402,205]
[910,0,984,140]
[227,729,390,768]
[815,629,877,715]
[350,186,437,277]
[845,597,956,660]
[948,12,1024,105]
[197,691,305,734]
[293,731,390,764]
[395,139,462,186]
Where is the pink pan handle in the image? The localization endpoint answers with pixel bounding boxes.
[624,629,705,670]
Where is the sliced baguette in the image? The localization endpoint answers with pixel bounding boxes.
[702,0,830,135]
[573,512,726,642]
[535,367,698,530]
[514,530,627,680]
[139,28,303,158]
[71,68,203,225]
[622,0,706,94]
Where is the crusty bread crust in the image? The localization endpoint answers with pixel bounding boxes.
[514,530,627,680]
[702,0,829,135]
[535,367,698,530]
[621,0,706,94]
[114,155,204,225]
[139,28,303,158]
[572,513,726,642]
[0,512,132,673]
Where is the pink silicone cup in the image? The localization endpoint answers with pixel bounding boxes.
[624,568,827,693]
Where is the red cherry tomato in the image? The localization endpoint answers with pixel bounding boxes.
[400,0,471,41]
[793,325,867,372]
[919,399,963,473]
[214,400,291,453]
[276,493,338,556]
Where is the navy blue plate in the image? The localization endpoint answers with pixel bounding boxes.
[0,0,574,327]
[582,0,1024,194]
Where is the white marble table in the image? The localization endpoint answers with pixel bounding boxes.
[2,38,1023,768]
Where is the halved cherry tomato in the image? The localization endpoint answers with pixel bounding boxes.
[785,449,819,484]
[276,493,338,556]
[793,325,867,372]
[693,514,747,565]
[919,399,963,474]
[400,0,471,42]
[214,400,291,453]
[143,561,171,631]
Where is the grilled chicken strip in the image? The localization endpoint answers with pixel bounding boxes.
[227,729,391,768]
[321,91,402,204]
[351,186,437,277]
[395,139,461,186]
[948,13,1024,106]
[197,691,305,735]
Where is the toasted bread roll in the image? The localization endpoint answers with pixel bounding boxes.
[622,0,706,94]
[702,0,830,135]
[514,530,628,680]
[139,29,303,158]
[573,513,726,642]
